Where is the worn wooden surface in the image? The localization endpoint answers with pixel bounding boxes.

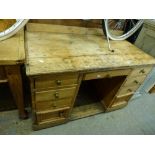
[30,19,102,28]
[26,23,155,129]
[0,29,25,65]
[26,23,103,35]
[70,103,104,120]
[0,29,27,119]
[25,23,155,76]
[5,65,28,119]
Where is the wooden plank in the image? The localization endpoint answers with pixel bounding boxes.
[29,19,102,28]
[97,76,126,109]
[70,103,104,120]
[27,23,87,34]
[0,29,25,65]
[26,23,103,35]
[111,101,127,108]
[27,23,103,35]
[103,101,128,112]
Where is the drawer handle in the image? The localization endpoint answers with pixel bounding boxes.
[59,111,64,117]
[140,69,145,74]
[56,80,62,85]
[134,80,139,84]
[96,74,101,78]
[127,89,132,92]
[54,92,59,99]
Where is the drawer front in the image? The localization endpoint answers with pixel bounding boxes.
[84,69,131,80]
[110,101,127,109]
[0,66,6,80]
[112,94,132,106]
[123,75,146,87]
[35,87,76,102]
[117,85,139,97]
[36,109,69,123]
[130,67,152,77]
[35,98,72,111]
[35,74,78,89]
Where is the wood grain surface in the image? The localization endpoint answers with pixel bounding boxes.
[0,29,25,65]
[25,23,155,76]
[0,19,16,32]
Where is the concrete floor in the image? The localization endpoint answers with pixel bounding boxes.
[0,94,155,135]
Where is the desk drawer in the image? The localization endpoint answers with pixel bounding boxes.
[35,74,78,89]
[84,69,131,80]
[112,94,132,106]
[123,75,146,87]
[35,87,76,102]
[36,108,69,123]
[117,85,139,97]
[35,98,72,111]
[130,67,152,77]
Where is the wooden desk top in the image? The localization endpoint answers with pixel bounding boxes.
[25,23,155,76]
[0,29,25,65]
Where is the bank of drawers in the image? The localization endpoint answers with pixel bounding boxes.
[32,73,79,124]
[112,66,152,106]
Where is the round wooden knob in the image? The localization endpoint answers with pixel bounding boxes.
[54,92,59,99]
[97,74,101,78]
[134,80,138,84]
[56,80,62,85]
[140,69,145,74]
[127,89,132,92]
[59,111,64,117]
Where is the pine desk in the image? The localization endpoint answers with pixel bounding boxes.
[25,23,155,130]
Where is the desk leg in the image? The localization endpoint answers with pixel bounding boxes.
[5,65,28,119]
